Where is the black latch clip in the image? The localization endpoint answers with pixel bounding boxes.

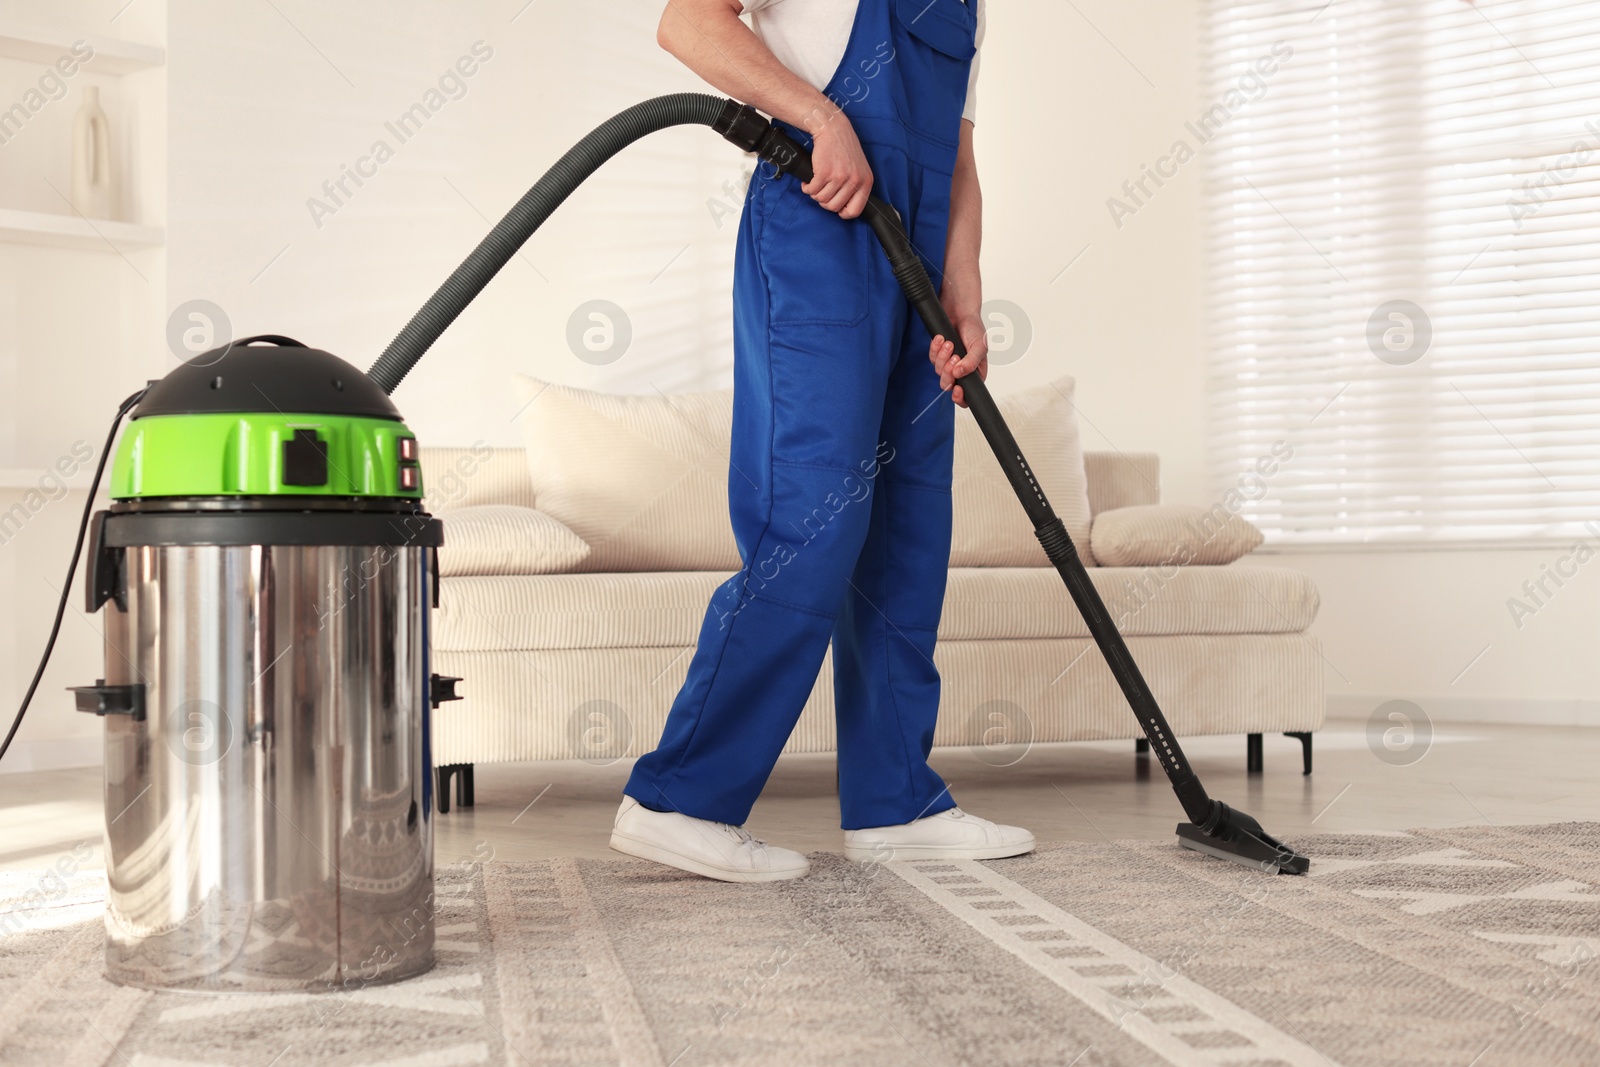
[86,511,127,613]
[70,681,147,722]
[429,674,463,709]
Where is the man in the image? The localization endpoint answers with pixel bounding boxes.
[613,0,1034,881]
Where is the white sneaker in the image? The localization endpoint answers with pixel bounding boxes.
[844,807,1036,862]
[608,797,810,883]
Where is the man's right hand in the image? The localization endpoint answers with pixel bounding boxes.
[803,111,873,219]
[656,1,873,217]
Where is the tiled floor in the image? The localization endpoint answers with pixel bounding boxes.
[2,717,1595,872]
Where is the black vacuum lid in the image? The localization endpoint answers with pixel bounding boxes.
[134,335,401,420]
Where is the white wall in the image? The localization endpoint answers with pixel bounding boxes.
[163,0,744,436]
[1247,547,1600,727]
[4,0,1591,764]
[160,0,1210,471]
[978,2,1208,498]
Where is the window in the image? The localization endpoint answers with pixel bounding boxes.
[1203,0,1600,545]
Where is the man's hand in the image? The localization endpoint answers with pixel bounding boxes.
[657,1,873,218]
[929,307,988,409]
[803,111,873,219]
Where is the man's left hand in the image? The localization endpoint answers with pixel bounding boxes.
[928,309,988,409]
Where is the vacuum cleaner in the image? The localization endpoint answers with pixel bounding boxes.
[35,340,451,991]
[0,90,1308,994]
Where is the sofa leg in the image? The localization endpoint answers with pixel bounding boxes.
[435,763,476,814]
[1134,737,1149,755]
[1246,733,1263,775]
[436,765,452,815]
[1284,731,1313,776]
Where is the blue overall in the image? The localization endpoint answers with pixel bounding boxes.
[625,0,978,831]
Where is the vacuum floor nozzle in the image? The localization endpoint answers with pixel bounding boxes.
[1176,808,1310,875]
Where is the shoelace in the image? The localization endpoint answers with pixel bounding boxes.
[723,824,767,850]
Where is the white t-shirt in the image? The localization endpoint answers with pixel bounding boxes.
[741,0,985,124]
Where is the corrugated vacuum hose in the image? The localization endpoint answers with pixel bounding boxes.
[370,95,1310,874]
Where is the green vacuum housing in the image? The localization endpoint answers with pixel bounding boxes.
[111,339,423,501]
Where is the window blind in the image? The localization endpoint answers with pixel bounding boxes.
[1202,0,1600,545]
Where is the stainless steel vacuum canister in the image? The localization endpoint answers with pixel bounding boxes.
[75,337,453,992]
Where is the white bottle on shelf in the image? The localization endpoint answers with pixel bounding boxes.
[70,85,117,220]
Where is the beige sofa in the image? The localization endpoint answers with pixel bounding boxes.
[418,395,1324,810]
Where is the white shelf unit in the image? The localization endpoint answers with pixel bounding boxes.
[0,7,168,770]
[0,21,165,75]
[0,206,162,251]
[0,20,167,244]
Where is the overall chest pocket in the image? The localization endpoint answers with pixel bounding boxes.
[892,0,977,149]
[757,176,872,328]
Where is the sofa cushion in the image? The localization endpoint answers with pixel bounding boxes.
[434,564,1319,651]
[511,373,1097,573]
[511,375,742,572]
[951,376,1095,568]
[436,505,591,577]
[1090,504,1264,567]
[421,446,537,510]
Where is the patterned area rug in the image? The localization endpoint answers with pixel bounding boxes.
[2,822,1598,1066]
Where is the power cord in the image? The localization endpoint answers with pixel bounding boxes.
[0,387,148,766]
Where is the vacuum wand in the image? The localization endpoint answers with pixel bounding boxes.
[722,106,1309,876]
